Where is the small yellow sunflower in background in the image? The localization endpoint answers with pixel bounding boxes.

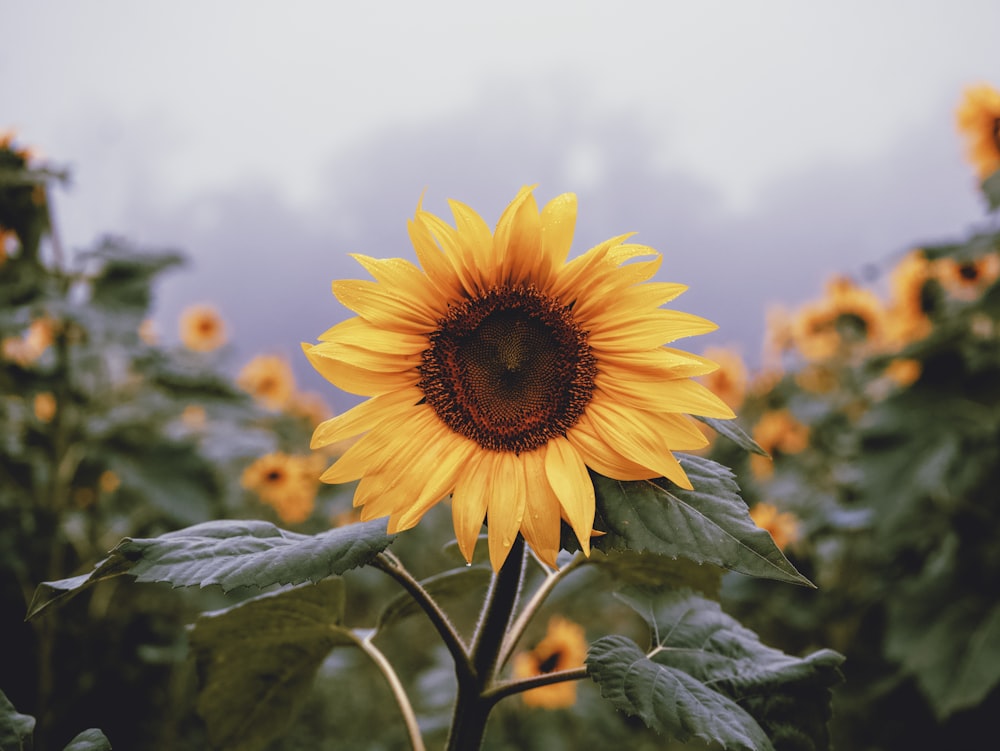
[791,276,886,362]
[512,616,587,709]
[2,316,55,366]
[749,502,801,552]
[305,186,734,571]
[885,250,934,346]
[956,83,1000,181]
[179,304,227,352]
[698,346,748,412]
[238,354,296,411]
[33,391,56,423]
[750,409,810,479]
[934,253,1000,302]
[241,452,320,525]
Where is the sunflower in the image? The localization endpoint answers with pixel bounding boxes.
[934,253,1000,302]
[749,502,801,551]
[511,616,587,709]
[885,250,934,346]
[238,354,296,411]
[956,83,1000,181]
[791,276,886,362]
[2,317,55,366]
[179,304,227,352]
[698,346,748,412]
[241,452,320,525]
[304,187,734,570]
[749,409,809,479]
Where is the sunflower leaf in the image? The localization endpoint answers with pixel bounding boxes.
[26,519,395,620]
[694,415,769,456]
[375,564,492,635]
[590,455,812,586]
[0,689,36,750]
[62,729,114,751]
[588,587,844,751]
[588,549,724,597]
[189,579,356,751]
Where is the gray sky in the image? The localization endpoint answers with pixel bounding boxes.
[3,1,999,407]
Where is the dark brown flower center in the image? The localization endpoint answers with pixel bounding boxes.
[419,285,597,453]
[538,650,562,673]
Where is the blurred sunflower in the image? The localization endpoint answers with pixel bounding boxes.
[750,409,809,479]
[238,354,296,411]
[179,304,227,352]
[792,276,886,362]
[305,186,733,570]
[2,317,54,366]
[512,616,587,709]
[749,502,801,551]
[934,253,1000,302]
[33,391,56,423]
[885,250,934,345]
[956,83,1000,181]
[241,452,319,525]
[698,346,748,412]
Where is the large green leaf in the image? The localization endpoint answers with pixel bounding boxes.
[591,455,812,586]
[0,689,35,751]
[190,579,356,751]
[26,519,394,620]
[588,588,844,751]
[588,634,772,750]
[588,549,724,597]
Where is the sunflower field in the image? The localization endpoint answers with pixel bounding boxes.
[2,84,999,751]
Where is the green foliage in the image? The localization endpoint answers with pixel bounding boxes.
[27,518,395,618]
[587,588,843,751]
[190,580,356,751]
[1,689,111,751]
[589,455,811,586]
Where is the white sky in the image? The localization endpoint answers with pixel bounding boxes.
[4,1,999,247]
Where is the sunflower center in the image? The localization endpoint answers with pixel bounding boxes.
[419,285,597,453]
[959,262,979,281]
[538,650,562,674]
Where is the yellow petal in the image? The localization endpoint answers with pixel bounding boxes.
[302,342,419,396]
[587,309,718,350]
[392,432,477,531]
[332,279,437,334]
[544,436,595,555]
[349,254,444,321]
[308,340,421,373]
[494,186,540,285]
[487,452,527,572]
[586,398,694,490]
[520,449,562,567]
[451,451,492,563]
[540,193,577,269]
[566,413,658,481]
[407,216,465,301]
[310,387,423,448]
[318,316,428,354]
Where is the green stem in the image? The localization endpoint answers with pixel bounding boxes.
[496,553,588,671]
[445,536,526,751]
[357,632,426,751]
[372,551,474,685]
[482,666,590,705]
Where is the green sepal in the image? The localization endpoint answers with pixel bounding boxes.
[189,579,356,751]
[26,519,394,620]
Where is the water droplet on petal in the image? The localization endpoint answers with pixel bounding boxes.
[465,562,472,568]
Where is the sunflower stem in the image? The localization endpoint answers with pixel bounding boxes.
[496,552,588,671]
[357,632,426,751]
[445,535,526,751]
[372,552,474,685]
[481,665,590,705]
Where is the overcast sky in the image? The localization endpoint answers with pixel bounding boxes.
[3,1,999,406]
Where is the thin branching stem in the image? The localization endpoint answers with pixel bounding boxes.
[496,552,589,670]
[357,632,426,751]
[371,551,474,684]
[481,666,590,706]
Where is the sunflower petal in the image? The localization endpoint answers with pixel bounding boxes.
[487,452,527,571]
[520,449,562,567]
[544,436,596,555]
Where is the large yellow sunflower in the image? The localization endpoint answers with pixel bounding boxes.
[304,187,734,571]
